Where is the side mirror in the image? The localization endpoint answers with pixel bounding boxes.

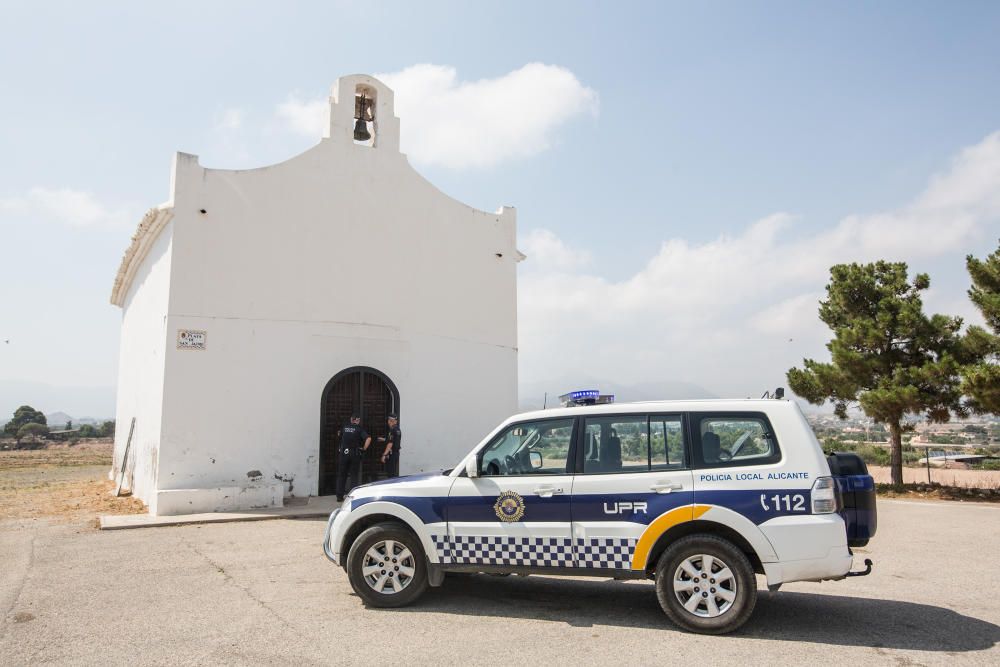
[465,456,479,478]
[529,451,543,469]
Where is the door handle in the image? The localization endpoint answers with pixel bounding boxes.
[533,487,563,497]
[651,482,684,494]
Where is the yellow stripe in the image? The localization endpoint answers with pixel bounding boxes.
[630,504,711,571]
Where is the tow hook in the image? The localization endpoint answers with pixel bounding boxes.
[846,558,873,577]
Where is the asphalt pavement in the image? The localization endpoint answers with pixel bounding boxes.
[2,499,998,666]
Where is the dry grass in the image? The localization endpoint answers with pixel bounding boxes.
[868,464,1000,489]
[0,439,147,524]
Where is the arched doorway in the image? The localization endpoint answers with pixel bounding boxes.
[319,366,399,496]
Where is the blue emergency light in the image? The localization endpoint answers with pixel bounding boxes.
[558,389,615,407]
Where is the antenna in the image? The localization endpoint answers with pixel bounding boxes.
[543,392,547,409]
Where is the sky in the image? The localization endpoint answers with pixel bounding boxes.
[1,1,999,417]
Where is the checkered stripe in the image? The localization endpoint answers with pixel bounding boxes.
[574,538,637,569]
[430,535,636,569]
[432,535,574,567]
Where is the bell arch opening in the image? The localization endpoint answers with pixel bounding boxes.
[319,366,399,496]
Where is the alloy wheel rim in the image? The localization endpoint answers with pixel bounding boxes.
[362,539,416,594]
[673,553,737,618]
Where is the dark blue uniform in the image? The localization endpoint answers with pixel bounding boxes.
[383,425,401,478]
[336,421,369,500]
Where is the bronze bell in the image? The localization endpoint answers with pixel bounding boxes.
[353,118,371,142]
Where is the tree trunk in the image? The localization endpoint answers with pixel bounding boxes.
[888,421,903,486]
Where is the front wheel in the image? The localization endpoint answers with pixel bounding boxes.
[654,534,757,634]
[346,523,428,608]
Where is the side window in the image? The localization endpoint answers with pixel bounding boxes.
[582,415,686,473]
[583,416,648,473]
[696,415,778,467]
[650,416,686,471]
[479,418,574,476]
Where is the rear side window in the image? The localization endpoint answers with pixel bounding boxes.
[650,416,686,471]
[693,414,780,468]
[582,414,686,473]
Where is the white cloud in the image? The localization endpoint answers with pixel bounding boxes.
[380,63,598,168]
[274,63,598,168]
[518,131,1000,396]
[275,95,327,137]
[0,187,133,228]
[749,292,825,337]
[520,228,592,272]
[216,108,244,131]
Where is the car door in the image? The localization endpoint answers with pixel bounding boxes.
[445,416,576,568]
[570,413,694,572]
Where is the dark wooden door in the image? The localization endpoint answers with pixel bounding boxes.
[319,367,398,495]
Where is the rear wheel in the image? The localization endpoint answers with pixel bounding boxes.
[346,523,428,608]
[654,534,756,634]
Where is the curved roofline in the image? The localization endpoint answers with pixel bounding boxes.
[183,138,517,221]
[110,206,173,307]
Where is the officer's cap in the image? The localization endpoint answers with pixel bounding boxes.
[388,413,398,421]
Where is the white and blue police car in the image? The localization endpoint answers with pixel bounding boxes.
[323,397,876,634]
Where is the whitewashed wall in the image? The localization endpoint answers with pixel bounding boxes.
[111,218,174,514]
[113,75,519,514]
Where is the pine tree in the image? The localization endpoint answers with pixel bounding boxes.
[3,405,47,437]
[787,261,965,486]
[962,240,1000,414]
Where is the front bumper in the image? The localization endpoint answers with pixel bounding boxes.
[322,508,342,564]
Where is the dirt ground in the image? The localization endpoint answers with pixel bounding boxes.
[0,440,146,523]
[3,498,999,665]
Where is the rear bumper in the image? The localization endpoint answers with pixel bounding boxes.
[762,547,854,585]
[760,513,854,585]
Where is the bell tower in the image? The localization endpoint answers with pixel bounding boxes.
[324,74,401,153]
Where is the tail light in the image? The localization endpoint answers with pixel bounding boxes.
[811,476,838,514]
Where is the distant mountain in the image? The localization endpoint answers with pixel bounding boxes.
[43,412,105,429]
[0,379,115,425]
[45,411,74,428]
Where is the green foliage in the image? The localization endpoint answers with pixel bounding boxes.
[16,422,49,441]
[3,405,47,437]
[824,438,923,467]
[962,240,1000,414]
[787,261,966,485]
[99,420,115,438]
[78,424,100,438]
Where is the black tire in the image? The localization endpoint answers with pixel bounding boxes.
[654,534,757,634]
[346,523,429,608]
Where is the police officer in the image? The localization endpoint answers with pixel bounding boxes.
[336,413,371,501]
[377,413,401,478]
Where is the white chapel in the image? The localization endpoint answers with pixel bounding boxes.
[110,74,521,515]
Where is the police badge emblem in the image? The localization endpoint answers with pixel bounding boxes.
[493,490,525,522]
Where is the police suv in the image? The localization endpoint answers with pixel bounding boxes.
[323,399,876,634]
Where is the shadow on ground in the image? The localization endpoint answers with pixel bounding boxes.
[384,574,999,653]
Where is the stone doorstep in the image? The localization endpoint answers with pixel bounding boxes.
[99,496,342,530]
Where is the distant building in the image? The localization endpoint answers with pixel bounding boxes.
[46,429,80,441]
[110,74,521,515]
